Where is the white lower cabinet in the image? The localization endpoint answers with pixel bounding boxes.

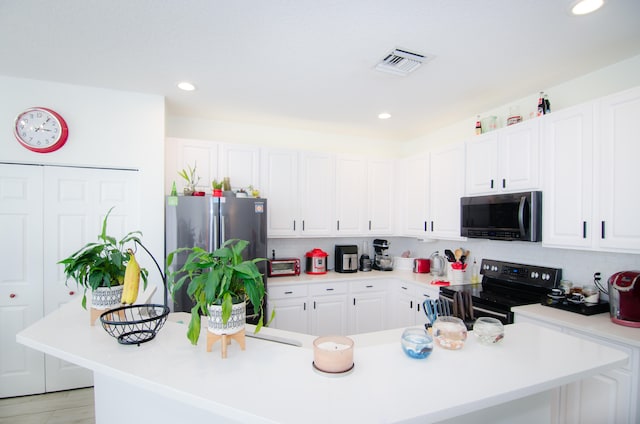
[268,278,427,336]
[309,283,348,336]
[266,284,309,334]
[392,282,439,328]
[515,312,638,424]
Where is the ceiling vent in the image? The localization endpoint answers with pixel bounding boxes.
[375,48,430,76]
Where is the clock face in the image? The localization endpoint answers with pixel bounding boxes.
[14,107,69,153]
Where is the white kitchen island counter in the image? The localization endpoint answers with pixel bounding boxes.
[18,300,627,424]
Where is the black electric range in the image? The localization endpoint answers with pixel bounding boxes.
[439,259,562,326]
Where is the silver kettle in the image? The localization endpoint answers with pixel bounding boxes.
[429,251,446,277]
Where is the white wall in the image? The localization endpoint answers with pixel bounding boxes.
[0,76,166,301]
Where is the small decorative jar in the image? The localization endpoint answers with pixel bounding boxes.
[432,316,468,350]
[473,317,505,345]
[401,328,433,359]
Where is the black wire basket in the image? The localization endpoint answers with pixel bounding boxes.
[100,304,170,345]
[100,240,170,345]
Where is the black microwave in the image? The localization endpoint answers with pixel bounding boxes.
[460,191,542,241]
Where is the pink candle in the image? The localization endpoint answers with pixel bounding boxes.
[313,336,354,373]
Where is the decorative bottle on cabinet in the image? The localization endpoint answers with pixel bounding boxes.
[475,115,482,135]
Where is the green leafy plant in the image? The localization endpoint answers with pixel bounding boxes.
[166,239,272,345]
[211,179,223,190]
[58,207,148,309]
[178,163,200,188]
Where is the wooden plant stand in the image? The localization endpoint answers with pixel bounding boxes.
[206,329,246,358]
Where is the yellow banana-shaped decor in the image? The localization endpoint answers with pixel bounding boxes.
[121,249,140,304]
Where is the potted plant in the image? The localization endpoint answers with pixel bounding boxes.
[58,207,148,310]
[212,179,223,197]
[166,239,270,345]
[178,163,200,196]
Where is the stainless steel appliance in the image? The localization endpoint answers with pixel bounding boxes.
[305,248,328,274]
[439,259,562,328]
[372,239,393,271]
[609,271,640,327]
[165,195,267,323]
[268,257,300,277]
[335,245,358,273]
[460,191,542,241]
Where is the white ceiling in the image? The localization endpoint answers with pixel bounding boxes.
[1,0,640,141]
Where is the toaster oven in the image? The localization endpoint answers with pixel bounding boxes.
[268,258,301,277]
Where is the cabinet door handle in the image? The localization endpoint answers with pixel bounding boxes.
[601,221,606,239]
[417,303,421,312]
[430,221,434,232]
[502,178,506,189]
[313,301,316,309]
[302,220,305,231]
[337,220,340,231]
[424,221,427,232]
[369,220,372,231]
[9,293,16,299]
[401,286,408,291]
[69,291,75,296]
[365,285,373,288]
[583,221,587,239]
[490,179,494,189]
[353,298,356,306]
[293,220,296,231]
[304,302,306,311]
[410,300,413,309]
[326,288,334,291]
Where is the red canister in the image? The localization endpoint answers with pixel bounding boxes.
[413,258,431,274]
[305,248,328,274]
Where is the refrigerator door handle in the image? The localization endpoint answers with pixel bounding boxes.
[221,215,225,245]
[212,215,218,250]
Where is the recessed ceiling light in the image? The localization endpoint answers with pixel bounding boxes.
[378,112,391,120]
[177,81,196,91]
[570,0,604,15]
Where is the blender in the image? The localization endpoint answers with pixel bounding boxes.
[372,239,393,271]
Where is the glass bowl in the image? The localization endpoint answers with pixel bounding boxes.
[473,317,505,345]
[401,328,433,359]
[432,316,467,350]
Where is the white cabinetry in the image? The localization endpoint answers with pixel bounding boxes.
[514,308,639,424]
[266,284,309,334]
[220,143,261,191]
[541,103,594,249]
[366,159,395,235]
[465,120,540,195]
[299,152,335,236]
[542,87,640,254]
[165,137,220,194]
[429,143,466,240]
[1,163,139,397]
[335,156,367,235]
[309,283,348,336]
[400,154,430,237]
[596,87,640,252]
[392,282,439,328]
[260,148,299,236]
[349,280,386,334]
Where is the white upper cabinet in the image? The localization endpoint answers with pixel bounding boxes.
[335,156,367,235]
[595,87,640,252]
[366,159,395,235]
[541,102,594,249]
[400,154,430,237]
[220,143,261,192]
[465,119,540,195]
[165,137,220,194]
[430,142,466,240]
[260,148,300,237]
[299,152,335,236]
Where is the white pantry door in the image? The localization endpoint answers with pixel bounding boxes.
[42,166,140,392]
[0,163,45,397]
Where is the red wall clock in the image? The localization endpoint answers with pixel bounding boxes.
[14,107,69,153]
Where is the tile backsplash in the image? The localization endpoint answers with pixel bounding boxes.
[268,237,639,296]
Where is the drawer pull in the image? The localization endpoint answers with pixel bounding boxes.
[69,291,75,296]
[365,285,373,288]
[284,291,293,295]
[326,288,334,291]
[10,293,16,298]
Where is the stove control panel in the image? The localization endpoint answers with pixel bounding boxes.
[480,259,562,289]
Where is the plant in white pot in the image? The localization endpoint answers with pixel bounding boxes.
[166,239,270,345]
[58,207,148,310]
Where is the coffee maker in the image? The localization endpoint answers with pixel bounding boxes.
[335,245,358,273]
[372,239,393,271]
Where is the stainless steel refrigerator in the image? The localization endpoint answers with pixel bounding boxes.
[165,196,268,323]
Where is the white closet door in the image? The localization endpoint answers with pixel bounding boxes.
[0,163,45,397]
[43,166,139,392]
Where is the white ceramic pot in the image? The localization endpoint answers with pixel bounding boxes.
[207,301,246,335]
[91,285,123,310]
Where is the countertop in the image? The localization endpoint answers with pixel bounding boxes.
[513,303,640,348]
[17,300,628,423]
[267,269,446,287]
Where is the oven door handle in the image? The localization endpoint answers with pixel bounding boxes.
[472,305,510,321]
[518,195,527,238]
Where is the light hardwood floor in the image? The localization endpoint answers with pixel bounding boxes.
[0,388,94,424]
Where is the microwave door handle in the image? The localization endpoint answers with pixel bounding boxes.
[518,195,526,238]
